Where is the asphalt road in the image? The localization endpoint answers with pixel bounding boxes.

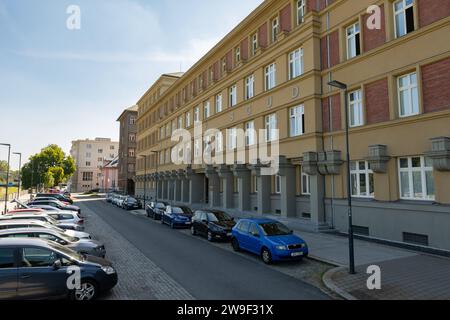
[80,198,330,300]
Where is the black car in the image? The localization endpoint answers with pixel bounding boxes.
[146,202,168,220]
[36,193,74,204]
[191,210,236,242]
[122,197,142,210]
[0,238,117,300]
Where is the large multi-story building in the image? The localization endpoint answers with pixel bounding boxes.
[117,105,138,194]
[136,0,450,250]
[69,138,119,192]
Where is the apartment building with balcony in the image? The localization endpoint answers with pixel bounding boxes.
[135,0,450,251]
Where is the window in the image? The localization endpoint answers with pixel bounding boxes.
[346,23,361,59]
[165,149,170,164]
[159,151,164,165]
[394,0,415,38]
[86,144,92,149]
[398,72,419,117]
[249,223,260,236]
[235,47,241,64]
[215,93,223,113]
[245,75,255,100]
[275,175,281,194]
[204,101,211,119]
[251,33,258,56]
[82,172,93,181]
[348,90,364,127]
[128,149,135,157]
[265,63,276,91]
[98,149,103,154]
[301,171,311,195]
[265,113,278,142]
[85,162,91,167]
[228,128,237,150]
[160,126,165,139]
[221,58,227,74]
[129,134,136,142]
[350,161,374,198]
[215,131,223,152]
[110,145,115,150]
[289,48,304,80]
[186,111,191,127]
[86,152,91,158]
[399,156,434,200]
[0,248,15,268]
[271,17,279,43]
[129,117,136,125]
[21,248,57,268]
[253,175,258,193]
[178,116,183,129]
[290,105,305,137]
[172,119,177,133]
[165,123,170,137]
[296,0,306,25]
[245,121,256,146]
[229,85,237,107]
[194,106,200,123]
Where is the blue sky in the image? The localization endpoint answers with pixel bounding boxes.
[0,0,263,169]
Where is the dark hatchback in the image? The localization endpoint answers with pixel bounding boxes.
[161,206,193,228]
[122,197,142,210]
[146,202,169,220]
[36,193,74,205]
[0,238,117,300]
[191,210,236,242]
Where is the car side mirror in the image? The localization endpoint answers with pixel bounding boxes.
[53,260,62,270]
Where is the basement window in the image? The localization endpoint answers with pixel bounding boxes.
[394,0,415,38]
[403,232,429,246]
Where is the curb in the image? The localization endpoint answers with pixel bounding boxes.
[322,267,358,301]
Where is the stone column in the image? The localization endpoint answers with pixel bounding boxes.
[205,165,220,208]
[277,156,296,218]
[302,152,325,226]
[172,171,181,203]
[161,173,168,200]
[167,171,175,202]
[218,165,233,209]
[178,170,190,204]
[251,163,271,215]
[186,167,203,205]
[233,164,251,212]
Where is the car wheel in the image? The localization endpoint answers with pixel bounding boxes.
[261,248,273,265]
[170,222,175,229]
[160,217,164,224]
[207,231,213,242]
[191,226,197,236]
[231,238,240,252]
[71,279,98,301]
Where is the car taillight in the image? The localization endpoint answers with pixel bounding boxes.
[78,219,84,224]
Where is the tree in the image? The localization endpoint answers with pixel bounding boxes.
[43,171,55,188]
[49,167,65,186]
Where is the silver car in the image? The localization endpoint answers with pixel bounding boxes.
[0,228,106,258]
[0,219,91,239]
[0,213,84,231]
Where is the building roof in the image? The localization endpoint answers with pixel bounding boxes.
[116,105,138,121]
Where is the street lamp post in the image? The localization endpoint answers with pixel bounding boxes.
[13,152,22,199]
[151,151,159,202]
[0,143,11,215]
[328,80,355,275]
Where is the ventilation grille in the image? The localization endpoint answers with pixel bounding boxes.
[353,225,370,236]
[403,232,429,246]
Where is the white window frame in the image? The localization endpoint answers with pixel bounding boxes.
[348,89,364,127]
[204,101,211,119]
[228,127,237,150]
[398,156,435,201]
[245,75,255,100]
[289,105,305,137]
[215,131,223,152]
[185,111,191,128]
[350,161,374,198]
[265,113,278,142]
[289,48,304,80]
[297,0,306,25]
[275,175,281,194]
[398,72,419,117]
[235,47,241,63]
[346,22,360,59]
[178,116,183,129]
[245,121,256,146]
[301,171,311,195]
[394,0,414,38]
[229,85,237,107]
[271,17,279,43]
[215,93,223,113]
[252,33,258,56]
[265,63,276,91]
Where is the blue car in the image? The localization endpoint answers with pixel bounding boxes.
[231,218,309,264]
[161,206,193,228]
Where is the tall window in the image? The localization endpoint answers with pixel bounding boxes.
[245,121,256,146]
[129,117,136,125]
[346,23,361,59]
[265,113,278,142]
[235,47,241,64]
[271,17,279,43]
[171,119,177,133]
[251,33,258,56]
[265,63,276,91]
[253,175,258,193]
[160,127,165,139]
[289,48,304,80]
[178,116,183,129]
[215,131,223,152]
[348,90,363,127]
[128,148,135,157]
[398,72,419,117]
[275,175,281,194]
[394,0,415,38]
[204,101,211,119]
[82,172,93,181]
[215,93,223,113]
[228,128,237,150]
[194,106,200,123]
[301,170,311,195]
[350,161,374,198]
[296,0,306,25]
[165,123,170,137]
[229,85,237,107]
[399,156,434,200]
[165,149,170,164]
[289,105,305,137]
[129,134,136,142]
[185,111,191,128]
[245,75,255,100]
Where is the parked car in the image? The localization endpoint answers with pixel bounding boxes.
[9,208,45,214]
[106,193,115,203]
[0,213,85,232]
[27,200,81,214]
[29,205,83,217]
[0,219,91,239]
[46,212,84,226]
[146,202,168,220]
[122,196,142,210]
[0,238,117,300]
[32,197,71,206]
[191,210,236,242]
[231,218,309,264]
[161,206,193,228]
[0,228,106,258]
[36,193,74,204]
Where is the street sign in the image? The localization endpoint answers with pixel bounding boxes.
[0,182,16,187]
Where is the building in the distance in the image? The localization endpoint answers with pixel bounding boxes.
[100,156,119,192]
[135,0,450,251]
[69,138,119,192]
[117,105,138,195]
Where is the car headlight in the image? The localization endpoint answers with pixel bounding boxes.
[101,266,116,275]
[275,245,288,250]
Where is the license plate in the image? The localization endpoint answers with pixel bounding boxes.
[185,222,191,225]
[227,233,232,237]
[291,252,304,257]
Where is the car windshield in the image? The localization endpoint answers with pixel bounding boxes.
[207,211,231,222]
[156,203,166,209]
[53,231,78,243]
[259,222,292,236]
[172,207,191,215]
[47,241,84,261]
